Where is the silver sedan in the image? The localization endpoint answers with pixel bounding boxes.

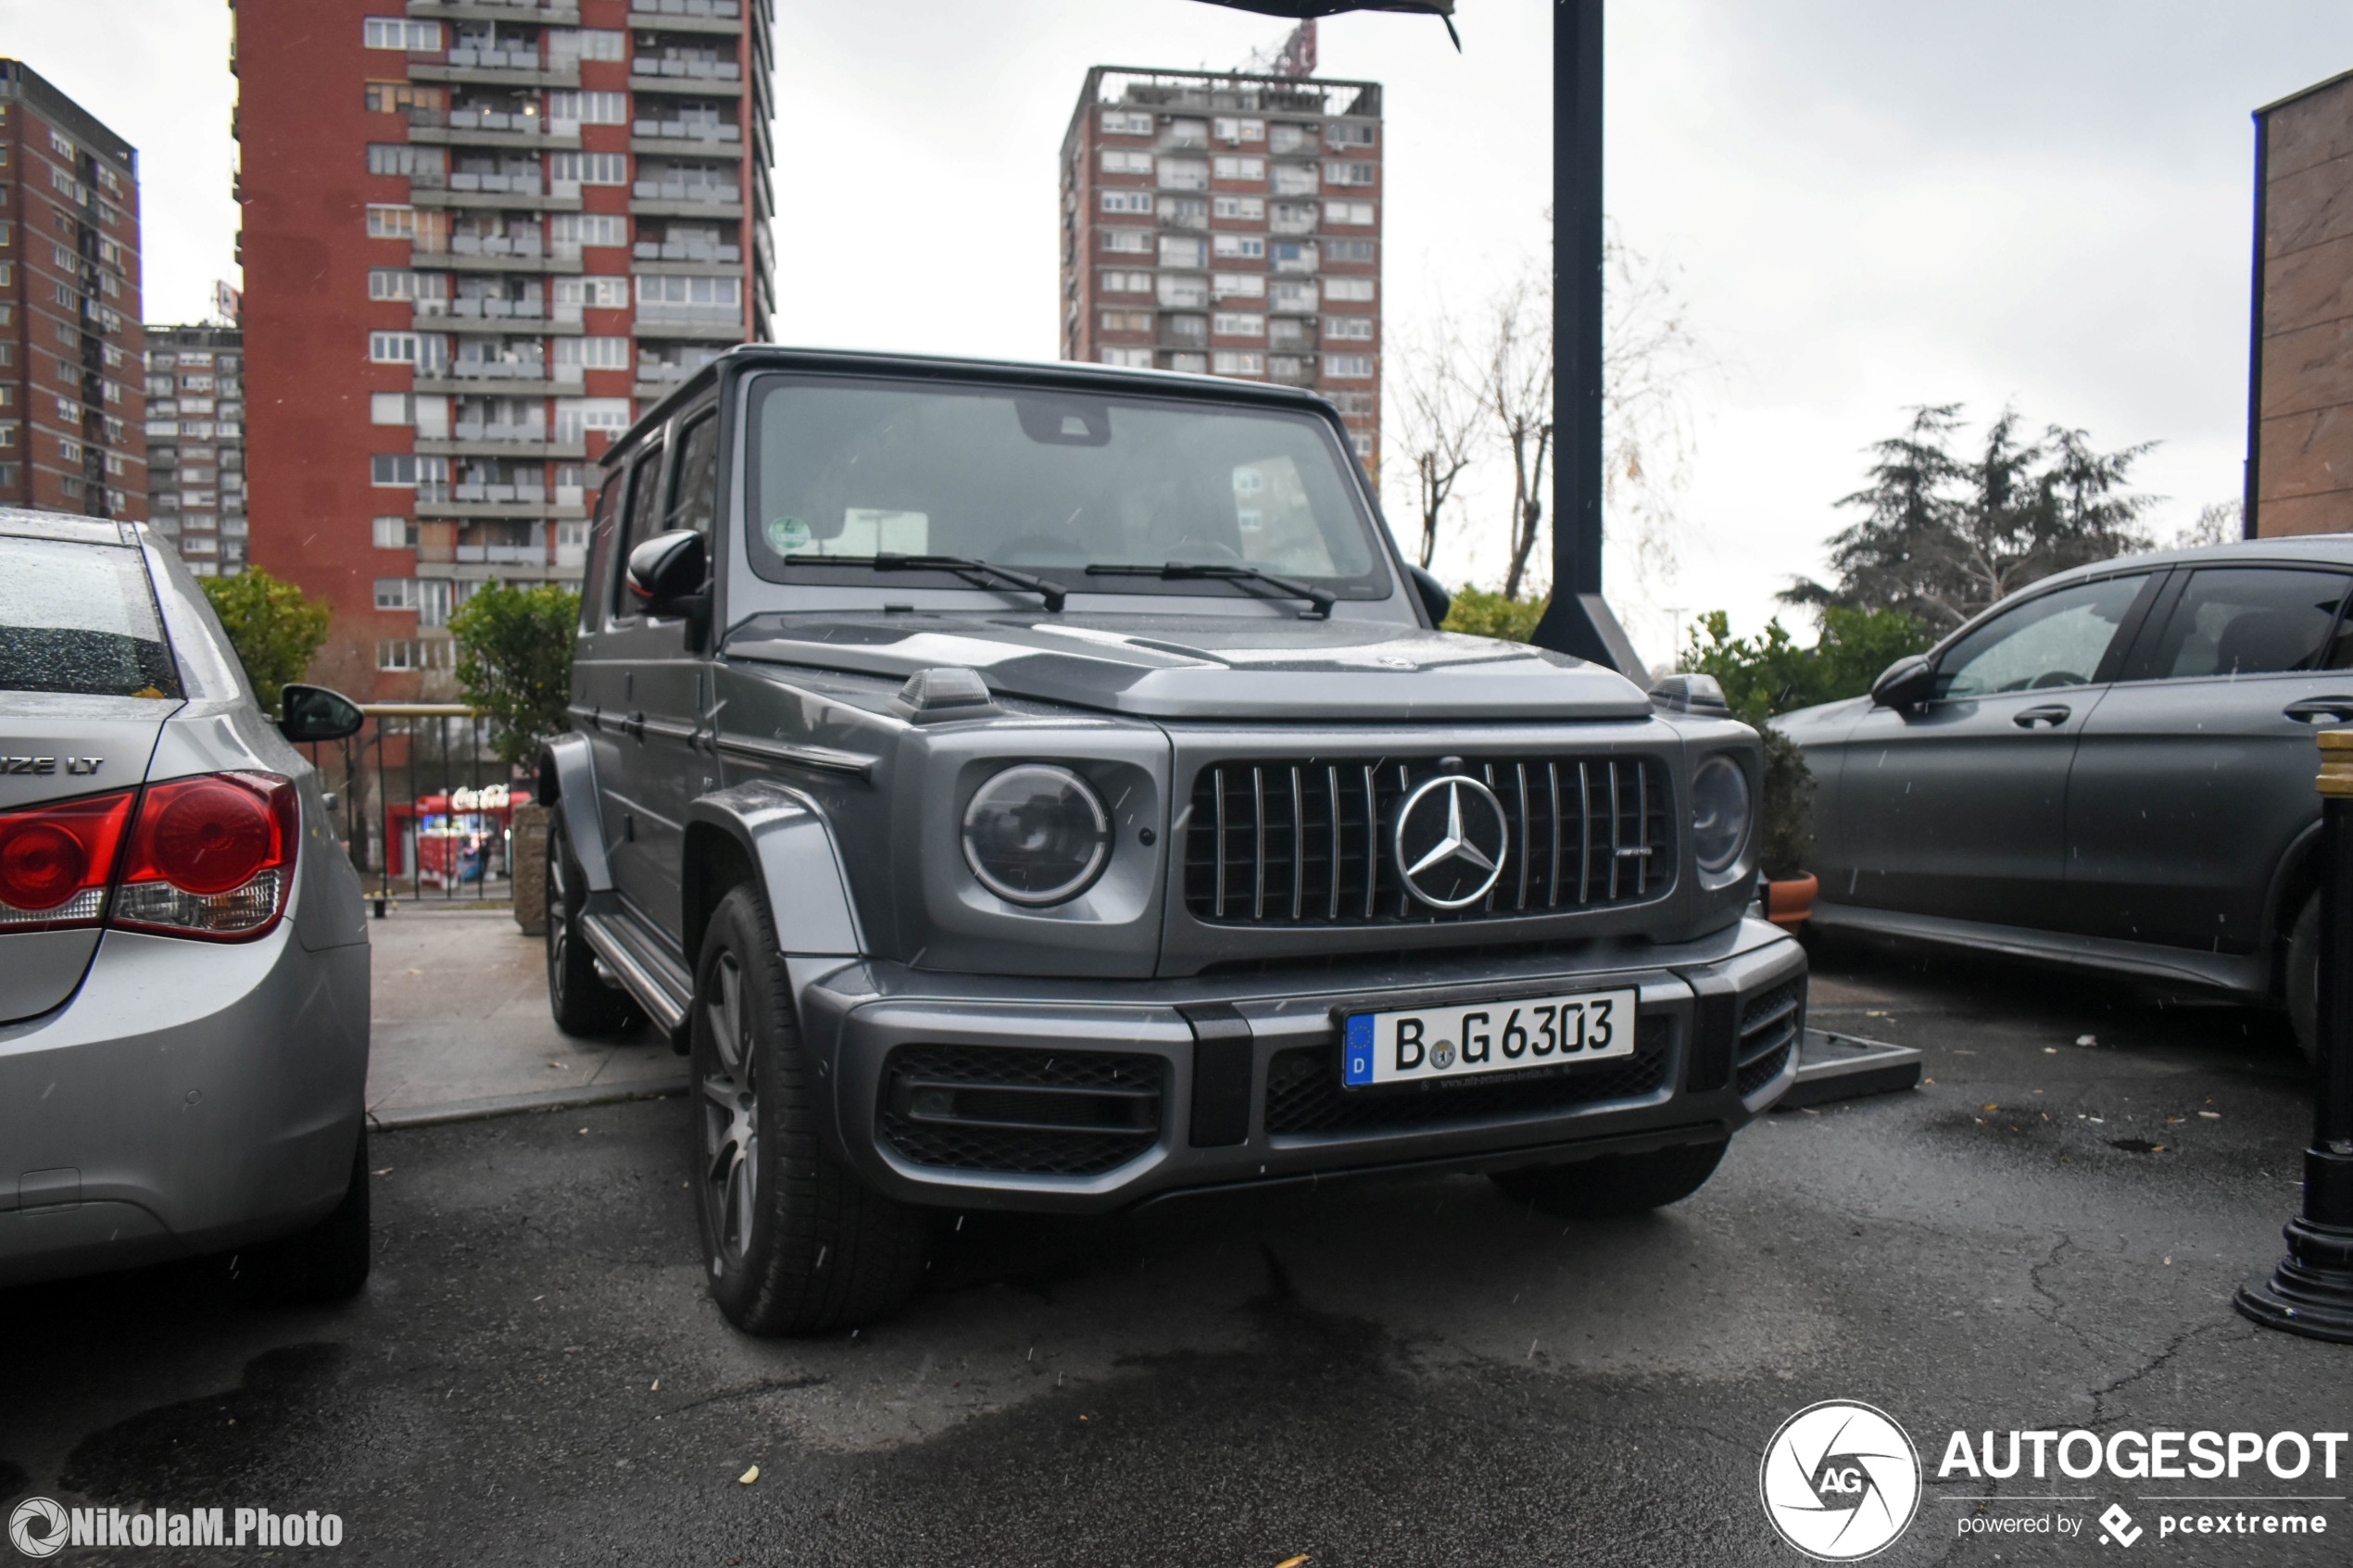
[0,509,372,1296]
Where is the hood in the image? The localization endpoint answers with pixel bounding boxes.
[723,611,1654,721]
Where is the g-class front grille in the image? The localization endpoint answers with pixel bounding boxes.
[1183,755,1673,927]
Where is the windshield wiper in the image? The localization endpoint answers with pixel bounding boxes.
[1087,561,1336,619]
[797,553,1066,612]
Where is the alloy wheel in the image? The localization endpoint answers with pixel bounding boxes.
[698,949,759,1271]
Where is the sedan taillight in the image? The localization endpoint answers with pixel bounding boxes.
[114,771,299,939]
[0,790,137,931]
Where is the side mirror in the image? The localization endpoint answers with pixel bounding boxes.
[280,684,366,743]
[1648,671,1731,717]
[1405,563,1452,627]
[626,529,709,610]
[1870,654,1937,710]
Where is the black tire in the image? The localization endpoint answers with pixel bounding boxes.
[2287,890,2321,1068]
[693,885,929,1335]
[1489,1138,1730,1219]
[233,1131,371,1304]
[547,806,635,1036]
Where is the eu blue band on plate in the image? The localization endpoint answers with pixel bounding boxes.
[1343,1013,1375,1085]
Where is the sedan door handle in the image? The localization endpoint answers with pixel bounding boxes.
[2284,696,2353,723]
[2013,705,2071,729]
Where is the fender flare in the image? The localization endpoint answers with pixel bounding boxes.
[682,780,866,962]
[537,733,614,894]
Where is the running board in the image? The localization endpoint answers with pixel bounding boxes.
[578,910,691,1035]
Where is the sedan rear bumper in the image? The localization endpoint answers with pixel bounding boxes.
[794,918,1805,1214]
[0,923,370,1287]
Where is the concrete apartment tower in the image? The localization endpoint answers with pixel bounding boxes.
[233,0,775,698]
[0,61,145,522]
[145,322,247,575]
[2250,69,2353,538]
[1060,62,1384,471]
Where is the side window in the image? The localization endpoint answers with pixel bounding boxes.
[1934,575,2146,699]
[2141,567,2353,678]
[664,409,721,539]
[582,469,625,627]
[610,445,667,616]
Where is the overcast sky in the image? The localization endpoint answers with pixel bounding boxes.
[6,0,2349,664]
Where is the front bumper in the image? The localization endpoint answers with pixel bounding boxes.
[0,921,370,1287]
[795,917,1805,1213]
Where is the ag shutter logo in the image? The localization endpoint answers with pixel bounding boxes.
[9,1498,69,1560]
[1760,1400,1923,1561]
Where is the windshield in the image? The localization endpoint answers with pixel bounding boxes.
[0,537,182,697]
[744,375,1391,605]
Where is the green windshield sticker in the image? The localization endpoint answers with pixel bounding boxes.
[766,515,812,553]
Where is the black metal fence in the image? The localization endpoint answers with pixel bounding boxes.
[298,704,524,906]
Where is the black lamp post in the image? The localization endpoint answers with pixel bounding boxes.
[1189,0,1648,679]
[2235,727,2353,1341]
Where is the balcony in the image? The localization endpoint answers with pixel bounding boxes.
[629,0,743,32]
[410,56,579,89]
[632,239,741,264]
[632,178,741,204]
[409,1,580,20]
[629,61,744,95]
[409,106,580,150]
[632,118,740,144]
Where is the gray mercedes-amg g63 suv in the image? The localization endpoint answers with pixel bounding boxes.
[539,347,1804,1335]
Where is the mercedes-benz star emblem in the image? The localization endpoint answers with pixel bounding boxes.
[1393,773,1510,909]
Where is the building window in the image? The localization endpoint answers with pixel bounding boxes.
[1326,238,1375,264]
[547,91,628,126]
[366,204,418,240]
[371,454,448,487]
[1098,308,1153,334]
[548,28,626,61]
[1325,277,1375,303]
[1212,156,1265,182]
[1212,350,1264,377]
[375,577,420,611]
[1100,190,1152,215]
[1327,123,1377,149]
[363,17,442,50]
[555,276,630,309]
[1157,274,1210,309]
[1098,229,1151,256]
[1271,164,1320,197]
[1213,311,1265,339]
[1214,117,1265,144]
[373,515,418,548]
[1098,346,1153,369]
[1158,157,1209,191]
[1211,272,1266,301]
[368,331,445,365]
[371,391,421,424]
[1324,161,1378,187]
[364,81,445,115]
[1100,110,1153,137]
[369,268,448,305]
[1270,280,1319,312]
[555,397,633,442]
[1098,269,1152,295]
[1324,353,1374,380]
[552,212,628,249]
[367,144,442,177]
[1159,235,1207,269]
[1100,148,1153,176]
[1213,195,1265,222]
[1323,314,1374,342]
[549,151,628,186]
[378,640,423,671]
[557,336,632,370]
[1269,123,1314,155]
[1213,233,1265,260]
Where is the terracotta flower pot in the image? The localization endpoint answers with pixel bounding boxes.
[1765,872,1818,930]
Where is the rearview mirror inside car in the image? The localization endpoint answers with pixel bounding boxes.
[280,684,366,744]
[1870,654,1937,709]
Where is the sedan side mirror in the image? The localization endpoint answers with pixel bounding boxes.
[1405,563,1452,627]
[280,683,366,743]
[1870,654,1937,710]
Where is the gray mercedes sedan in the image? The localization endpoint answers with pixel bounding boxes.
[1777,535,2353,1059]
[0,509,372,1296]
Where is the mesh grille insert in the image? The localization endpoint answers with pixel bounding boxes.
[879,1045,1164,1177]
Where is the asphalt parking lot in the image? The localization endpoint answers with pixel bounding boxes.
[5,938,2352,1566]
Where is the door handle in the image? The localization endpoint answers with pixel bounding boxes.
[2013,705,2071,729]
[2284,696,2353,723]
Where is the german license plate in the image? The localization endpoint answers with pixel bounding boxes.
[1340,988,1638,1088]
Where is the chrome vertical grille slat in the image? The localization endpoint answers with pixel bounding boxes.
[1183,753,1674,927]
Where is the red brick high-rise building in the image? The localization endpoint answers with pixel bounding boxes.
[235,0,774,697]
[1060,65,1383,470]
[0,60,146,522]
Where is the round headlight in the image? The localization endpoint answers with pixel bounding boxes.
[962,764,1111,906]
[1690,755,1752,875]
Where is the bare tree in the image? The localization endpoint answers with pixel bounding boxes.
[1388,310,1480,571]
[1477,270,1554,601]
[1599,230,1705,609]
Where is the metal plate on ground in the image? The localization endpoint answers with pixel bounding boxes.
[1778,1028,1923,1109]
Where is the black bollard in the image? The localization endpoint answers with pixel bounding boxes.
[2235,729,2353,1342]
